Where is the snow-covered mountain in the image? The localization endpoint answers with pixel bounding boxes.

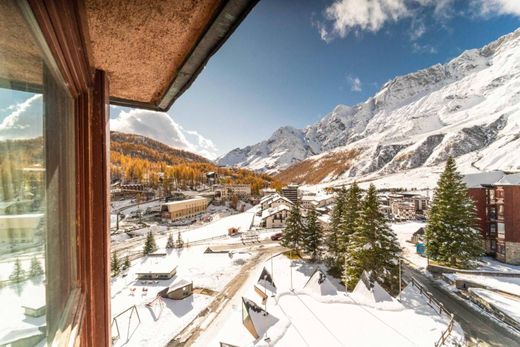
[217,28,520,184]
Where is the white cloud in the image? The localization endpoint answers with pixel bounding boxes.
[320,0,411,41]
[110,108,218,159]
[316,0,458,42]
[0,94,42,140]
[347,75,363,92]
[475,0,520,17]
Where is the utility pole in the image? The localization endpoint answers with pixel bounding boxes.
[398,257,402,300]
[290,249,293,291]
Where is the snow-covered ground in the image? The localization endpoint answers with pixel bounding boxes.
[390,222,428,269]
[193,254,462,347]
[110,244,254,345]
[469,288,520,324]
[0,281,46,344]
[445,273,520,296]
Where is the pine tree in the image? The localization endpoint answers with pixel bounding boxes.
[111,252,120,276]
[343,184,401,294]
[166,233,174,249]
[29,256,44,278]
[426,157,482,267]
[10,258,26,283]
[338,182,362,254]
[175,232,184,248]
[326,187,346,268]
[123,256,130,270]
[143,231,158,255]
[302,205,323,261]
[281,203,303,252]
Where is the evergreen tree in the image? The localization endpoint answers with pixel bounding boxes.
[143,231,158,255]
[338,182,362,254]
[111,251,121,276]
[166,233,174,249]
[343,184,401,294]
[302,205,323,261]
[281,202,303,252]
[29,256,44,278]
[426,157,482,267]
[175,232,184,248]
[123,256,130,270]
[9,258,26,283]
[326,187,346,268]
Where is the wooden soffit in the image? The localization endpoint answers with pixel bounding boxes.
[84,0,258,111]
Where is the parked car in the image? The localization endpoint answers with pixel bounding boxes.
[271,232,283,241]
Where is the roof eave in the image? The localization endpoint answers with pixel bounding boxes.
[110,0,259,112]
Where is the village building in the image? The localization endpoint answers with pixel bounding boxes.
[260,188,277,196]
[387,193,429,221]
[261,205,291,228]
[135,257,178,280]
[0,213,43,244]
[411,227,425,244]
[212,184,252,200]
[163,279,193,300]
[110,182,155,201]
[301,194,335,210]
[281,184,299,204]
[467,172,520,264]
[161,197,208,221]
[259,194,293,212]
[241,297,279,339]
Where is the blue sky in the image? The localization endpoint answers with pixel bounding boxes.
[4,1,518,159]
[162,0,520,157]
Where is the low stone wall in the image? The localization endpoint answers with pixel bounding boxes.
[466,290,520,332]
[428,264,520,278]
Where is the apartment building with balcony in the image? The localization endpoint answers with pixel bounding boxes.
[467,173,520,264]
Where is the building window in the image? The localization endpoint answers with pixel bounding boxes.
[497,223,505,237]
[497,205,504,219]
[0,1,77,345]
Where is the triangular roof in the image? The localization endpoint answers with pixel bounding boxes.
[351,271,394,304]
[257,267,277,293]
[241,297,279,338]
[261,204,291,219]
[303,268,337,296]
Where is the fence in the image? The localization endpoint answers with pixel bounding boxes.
[409,277,455,347]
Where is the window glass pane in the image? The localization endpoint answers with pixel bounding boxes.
[0,1,76,345]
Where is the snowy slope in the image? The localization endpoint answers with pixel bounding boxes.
[217,28,520,182]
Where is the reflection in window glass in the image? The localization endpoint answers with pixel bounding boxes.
[0,0,76,345]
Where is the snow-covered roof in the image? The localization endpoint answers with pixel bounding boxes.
[257,268,277,293]
[168,278,192,292]
[318,214,331,224]
[260,193,280,204]
[261,204,291,219]
[496,173,520,185]
[463,171,505,188]
[351,271,395,305]
[242,297,279,338]
[135,256,177,275]
[163,197,207,206]
[303,269,337,296]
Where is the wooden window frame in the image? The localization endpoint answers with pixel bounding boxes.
[23,0,112,346]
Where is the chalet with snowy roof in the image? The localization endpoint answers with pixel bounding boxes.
[466,171,520,264]
[303,268,337,296]
[411,227,425,244]
[259,194,293,212]
[261,205,291,228]
[352,271,395,305]
[135,256,177,280]
[164,278,193,300]
[241,297,279,339]
[301,194,335,210]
